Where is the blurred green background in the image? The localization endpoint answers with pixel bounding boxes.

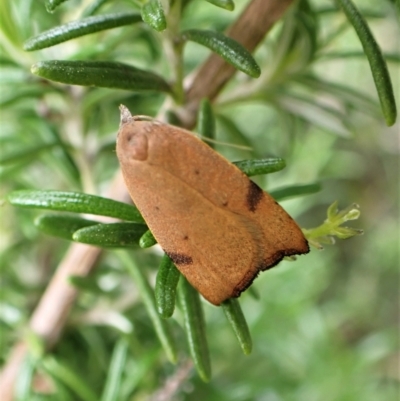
[1,0,399,400]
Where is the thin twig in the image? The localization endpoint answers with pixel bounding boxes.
[0,1,295,399]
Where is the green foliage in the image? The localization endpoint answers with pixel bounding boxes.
[178,277,212,382]
[1,0,399,399]
[141,0,167,32]
[181,29,261,77]
[72,223,148,247]
[23,13,142,51]
[197,98,216,143]
[117,251,178,364]
[303,201,364,248]
[336,0,397,126]
[221,298,252,355]
[155,254,181,318]
[205,0,235,11]
[31,61,171,93]
[8,190,144,222]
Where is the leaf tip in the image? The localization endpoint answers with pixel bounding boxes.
[31,63,40,75]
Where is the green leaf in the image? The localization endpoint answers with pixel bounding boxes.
[68,275,105,294]
[181,29,261,78]
[35,214,99,240]
[319,51,400,63]
[0,142,58,165]
[8,190,144,223]
[139,229,157,248]
[221,298,252,355]
[141,0,166,32]
[336,0,397,126]
[42,357,98,401]
[24,13,142,51]
[15,356,36,401]
[295,74,381,118]
[46,0,70,13]
[178,277,211,382]
[197,98,216,146]
[233,158,286,177]
[117,251,178,363]
[73,223,148,248]
[155,255,181,318]
[100,339,129,401]
[276,92,351,136]
[205,0,235,11]
[270,183,322,201]
[31,61,171,93]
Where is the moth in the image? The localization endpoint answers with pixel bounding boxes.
[116,106,309,305]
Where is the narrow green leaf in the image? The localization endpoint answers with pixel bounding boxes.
[276,93,351,136]
[296,74,381,117]
[68,275,105,294]
[181,29,261,78]
[205,0,235,11]
[8,190,144,223]
[46,0,70,13]
[42,356,98,401]
[178,277,211,382]
[24,13,142,51]
[141,0,166,32]
[31,61,171,93]
[155,255,181,318]
[336,0,397,126]
[197,98,216,146]
[73,223,148,247]
[15,355,36,401]
[117,251,178,363]
[319,51,400,63]
[139,229,157,248]
[0,142,58,165]
[221,298,252,355]
[35,214,99,240]
[233,158,286,177]
[270,183,322,201]
[0,87,55,107]
[101,339,129,401]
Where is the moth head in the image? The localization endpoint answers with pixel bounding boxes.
[117,106,149,162]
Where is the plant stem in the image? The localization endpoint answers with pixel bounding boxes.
[162,0,184,104]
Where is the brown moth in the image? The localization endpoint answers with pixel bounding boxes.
[116,106,309,305]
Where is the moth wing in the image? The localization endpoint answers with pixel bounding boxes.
[140,123,309,268]
[119,162,263,305]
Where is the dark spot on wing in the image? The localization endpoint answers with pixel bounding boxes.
[246,180,263,212]
[231,243,310,298]
[231,270,259,298]
[165,251,193,265]
[183,235,189,240]
[194,169,200,175]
